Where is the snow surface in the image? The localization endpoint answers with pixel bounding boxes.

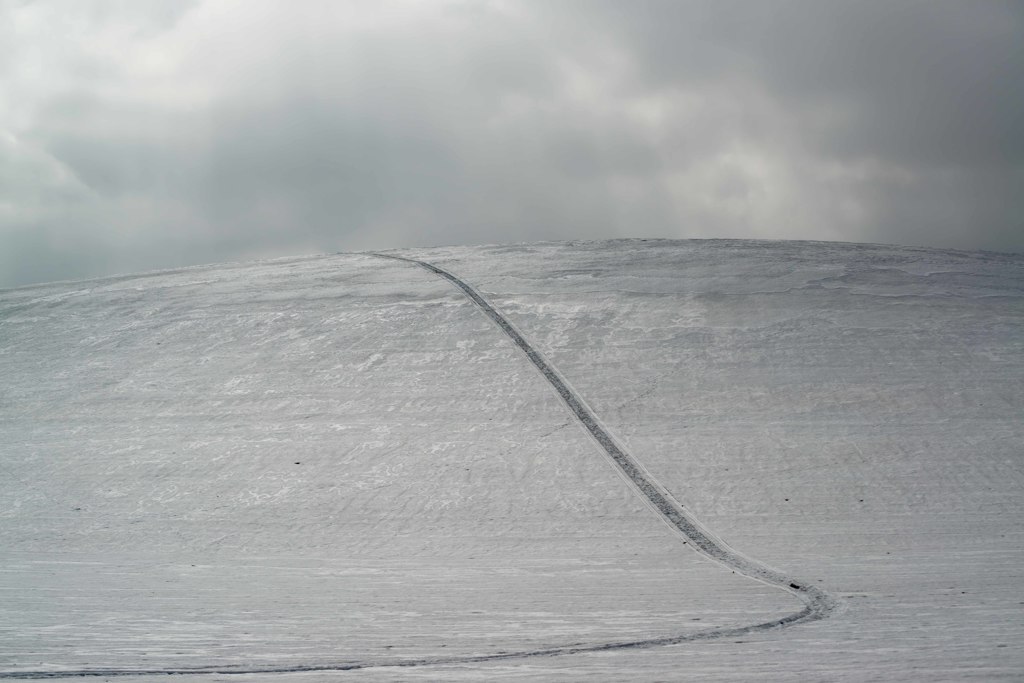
[1,239,1022,680]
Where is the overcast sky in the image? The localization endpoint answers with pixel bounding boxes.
[2,0,1022,286]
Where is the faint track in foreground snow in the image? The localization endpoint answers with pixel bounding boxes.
[1,254,836,680]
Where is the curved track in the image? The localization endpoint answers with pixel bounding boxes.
[1,253,836,679]
[372,254,836,619]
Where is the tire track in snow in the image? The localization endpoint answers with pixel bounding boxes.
[1,254,836,680]
[372,254,836,618]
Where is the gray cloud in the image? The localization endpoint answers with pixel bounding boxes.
[2,0,1022,287]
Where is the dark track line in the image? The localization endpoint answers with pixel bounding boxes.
[0,615,821,679]
[1,253,836,680]
[372,253,836,616]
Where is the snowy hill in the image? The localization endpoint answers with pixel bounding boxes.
[2,239,1022,680]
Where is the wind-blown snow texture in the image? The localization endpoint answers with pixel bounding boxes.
[2,239,1022,680]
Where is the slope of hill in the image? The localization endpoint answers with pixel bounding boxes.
[1,239,1022,680]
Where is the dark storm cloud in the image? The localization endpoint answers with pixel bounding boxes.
[586,0,1024,167]
[1,0,1022,287]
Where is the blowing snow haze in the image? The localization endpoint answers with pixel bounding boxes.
[2,0,1024,287]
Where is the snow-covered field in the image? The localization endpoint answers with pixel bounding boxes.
[2,239,1022,680]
